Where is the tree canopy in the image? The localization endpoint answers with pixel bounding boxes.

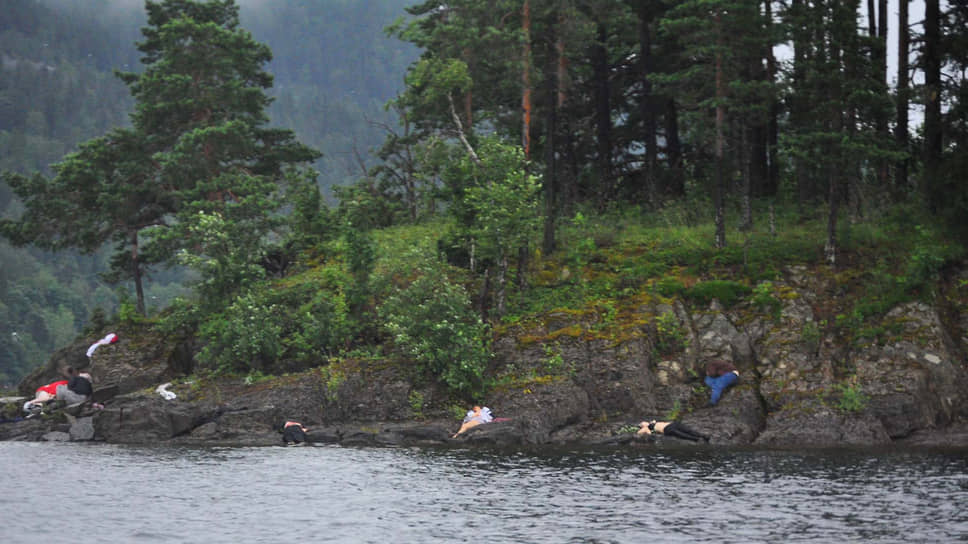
[2,0,319,315]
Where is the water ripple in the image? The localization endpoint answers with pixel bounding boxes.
[1,443,965,543]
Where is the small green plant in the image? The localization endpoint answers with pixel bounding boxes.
[653,276,686,297]
[567,212,597,268]
[408,390,425,418]
[450,404,468,421]
[801,321,822,353]
[318,367,345,402]
[654,311,687,355]
[243,370,269,386]
[542,343,565,373]
[616,424,639,434]
[118,296,145,325]
[665,399,682,420]
[835,380,868,413]
[751,281,781,319]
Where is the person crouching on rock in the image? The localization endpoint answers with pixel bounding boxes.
[282,421,309,444]
[55,367,93,405]
[452,405,493,438]
[637,420,710,442]
[23,379,69,413]
[704,359,739,406]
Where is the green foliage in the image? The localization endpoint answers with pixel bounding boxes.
[654,311,687,356]
[751,281,782,319]
[654,277,686,298]
[319,366,345,401]
[342,207,377,332]
[801,321,822,354]
[541,343,565,374]
[197,291,283,374]
[834,381,869,413]
[566,212,598,268]
[378,251,491,396]
[458,137,541,255]
[169,210,270,312]
[903,225,952,293]
[665,399,682,421]
[616,424,639,434]
[450,404,468,421]
[408,390,425,418]
[684,280,751,308]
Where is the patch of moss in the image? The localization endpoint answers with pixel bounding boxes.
[683,279,751,308]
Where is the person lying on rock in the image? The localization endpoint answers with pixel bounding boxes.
[452,405,493,438]
[637,420,710,442]
[282,421,309,445]
[22,379,68,413]
[704,359,739,406]
[54,367,93,406]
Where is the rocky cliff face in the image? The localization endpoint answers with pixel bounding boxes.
[3,265,967,449]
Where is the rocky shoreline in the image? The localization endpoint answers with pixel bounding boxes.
[3,265,967,450]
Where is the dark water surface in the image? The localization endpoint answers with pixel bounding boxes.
[1,442,965,543]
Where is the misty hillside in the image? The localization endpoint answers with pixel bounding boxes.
[0,0,417,384]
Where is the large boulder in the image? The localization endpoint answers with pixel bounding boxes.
[18,325,194,399]
[93,395,204,443]
[754,402,892,447]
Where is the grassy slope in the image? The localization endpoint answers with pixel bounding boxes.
[369,202,965,358]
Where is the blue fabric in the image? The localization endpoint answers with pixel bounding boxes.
[705,372,738,405]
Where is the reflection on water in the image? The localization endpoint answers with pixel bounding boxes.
[1,443,965,543]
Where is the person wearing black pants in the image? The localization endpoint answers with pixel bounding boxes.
[637,420,710,442]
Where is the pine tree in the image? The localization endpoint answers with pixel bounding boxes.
[1,0,319,313]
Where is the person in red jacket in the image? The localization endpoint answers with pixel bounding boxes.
[23,379,68,412]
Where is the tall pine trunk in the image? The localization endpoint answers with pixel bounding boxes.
[592,21,612,197]
[871,0,889,187]
[543,15,563,254]
[791,0,812,212]
[765,0,780,197]
[664,98,684,196]
[895,0,910,190]
[522,0,533,158]
[922,0,942,211]
[130,230,145,315]
[714,11,726,250]
[638,4,658,200]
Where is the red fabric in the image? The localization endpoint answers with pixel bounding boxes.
[37,380,68,395]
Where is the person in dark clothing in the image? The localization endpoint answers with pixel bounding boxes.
[282,421,309,444]
[55,367,93,405]
[704,359,739,405]
[637,420,710,442]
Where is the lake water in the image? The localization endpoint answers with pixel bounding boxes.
[0,442,965,543]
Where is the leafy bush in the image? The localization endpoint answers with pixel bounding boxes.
[654,311,687,355]
[408,390,425,418]
[653,276,686,297]
[835,381,868,413]
[378,257,491,397]
[197,291,283,374]
[684,280,751,308]
[751,281,781,319]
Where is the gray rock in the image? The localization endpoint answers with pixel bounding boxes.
[69,417,95,441]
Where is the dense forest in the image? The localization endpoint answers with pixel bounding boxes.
[1,0,966,394]
[0,0,415,384]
